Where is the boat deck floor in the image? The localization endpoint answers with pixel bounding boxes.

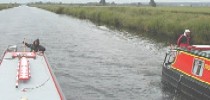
[0,52,63,100]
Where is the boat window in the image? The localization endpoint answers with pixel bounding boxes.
[192,59,204,76]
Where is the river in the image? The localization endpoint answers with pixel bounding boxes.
[0,6,187,100]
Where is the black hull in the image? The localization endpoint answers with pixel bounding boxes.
[162,66,210,100]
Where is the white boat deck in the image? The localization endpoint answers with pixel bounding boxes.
[0,52,65,100]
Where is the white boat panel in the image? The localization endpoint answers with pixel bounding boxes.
[0,52,64,100]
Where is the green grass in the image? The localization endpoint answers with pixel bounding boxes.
[32,4,210,44]
[0,4,19,10]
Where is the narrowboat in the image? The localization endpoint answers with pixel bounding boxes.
[0,45,66,100]
[162,45,210,100]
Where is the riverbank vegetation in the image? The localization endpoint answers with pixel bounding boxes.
[0,3,19,10]
[32,4,210,44]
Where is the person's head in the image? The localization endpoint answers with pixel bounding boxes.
[33,39,40,46]
[184,29,191,36]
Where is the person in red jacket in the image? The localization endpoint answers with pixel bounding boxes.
[177,29,191,48]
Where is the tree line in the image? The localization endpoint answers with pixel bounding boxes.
[100,0,156,7]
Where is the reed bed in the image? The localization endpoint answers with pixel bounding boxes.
[0,4,19,10]
[34,4,210,44]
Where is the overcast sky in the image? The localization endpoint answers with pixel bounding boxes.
[2,0,210,3]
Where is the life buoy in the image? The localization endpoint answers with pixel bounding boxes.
[18,57,30,80]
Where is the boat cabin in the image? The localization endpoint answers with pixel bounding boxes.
[162,45,210,99]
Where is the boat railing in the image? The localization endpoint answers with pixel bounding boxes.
[7,45,17,52]
[6,45,31,52]
[0,50,5,65]
[0,45,10,65]
[163,49,177,68]
[176,47,210,59]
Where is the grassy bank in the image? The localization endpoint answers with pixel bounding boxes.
[0,3,19,10]
[33,4,210,44]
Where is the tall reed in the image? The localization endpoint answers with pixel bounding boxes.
[0,4,19,10]
[34,4,210,44]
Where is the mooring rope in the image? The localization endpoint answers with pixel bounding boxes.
[21,77,50,92]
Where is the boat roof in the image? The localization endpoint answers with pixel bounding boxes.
[0,51,65,100]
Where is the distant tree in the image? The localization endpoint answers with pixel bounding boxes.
[35,1,43,4]
[138,2,142,6]
[99,0,106,5]
[149,0,156,7]
[111,1,116,5]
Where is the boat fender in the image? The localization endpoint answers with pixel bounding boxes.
[178,75,183,83]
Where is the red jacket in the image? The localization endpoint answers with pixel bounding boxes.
[177,34,191,48]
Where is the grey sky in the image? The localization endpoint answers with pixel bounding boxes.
[3,0,210,3]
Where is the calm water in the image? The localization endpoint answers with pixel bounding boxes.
[0,6,187,100]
